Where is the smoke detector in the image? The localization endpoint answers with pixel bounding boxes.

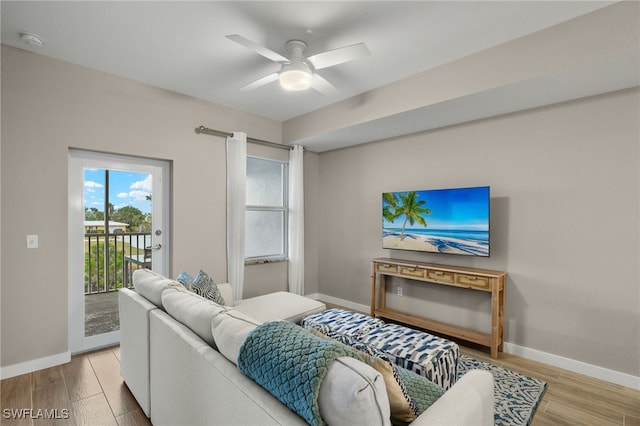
[19,33,44,48]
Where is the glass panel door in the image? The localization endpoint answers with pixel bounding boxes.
[68,150,170,353]
[83,169,154,337]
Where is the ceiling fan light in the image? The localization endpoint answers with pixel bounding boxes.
[279,64,313,91]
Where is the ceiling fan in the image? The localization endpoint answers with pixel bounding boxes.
[226,34,370,96]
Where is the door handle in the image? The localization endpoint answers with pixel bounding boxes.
[151,244,162,250]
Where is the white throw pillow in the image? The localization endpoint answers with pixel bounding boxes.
[212,310,260,364]
[319,356,391,426]
[161,286,228,348]
[133,269,182,309]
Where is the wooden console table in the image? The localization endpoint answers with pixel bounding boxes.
[370,258,506,358]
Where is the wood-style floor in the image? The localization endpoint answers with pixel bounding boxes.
[460,345,640,426]
[2,343,638,425]
[1,346,149,426]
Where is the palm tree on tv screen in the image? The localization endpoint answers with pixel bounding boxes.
[382,192,399,223]
[386,191,431,240]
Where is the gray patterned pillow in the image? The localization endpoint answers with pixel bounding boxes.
[191,270,225,306]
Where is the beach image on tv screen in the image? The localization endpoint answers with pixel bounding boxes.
[382,186,490,257]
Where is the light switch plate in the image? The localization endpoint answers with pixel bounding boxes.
[26,234,39,249]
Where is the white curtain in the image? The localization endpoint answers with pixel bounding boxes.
[288,145,305,295]
[226,132,247,301]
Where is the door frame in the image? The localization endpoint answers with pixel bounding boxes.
[68,149,171,353]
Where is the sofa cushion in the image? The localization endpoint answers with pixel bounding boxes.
[211,310,260,365]
[161,286,228,348]
[417,370,494,426]
[133,269,182,309]
[319,356,391,426]
[234,291,325,323]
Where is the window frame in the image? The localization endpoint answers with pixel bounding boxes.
[245,155,289,264]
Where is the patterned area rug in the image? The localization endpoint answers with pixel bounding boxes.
[457,355,547,426]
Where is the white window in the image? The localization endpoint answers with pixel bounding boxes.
[245,156,288,262]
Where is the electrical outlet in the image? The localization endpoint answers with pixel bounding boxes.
[26,234,39,249]
[396,286,404,297]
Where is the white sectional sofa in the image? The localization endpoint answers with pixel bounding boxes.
[119,269,495,426]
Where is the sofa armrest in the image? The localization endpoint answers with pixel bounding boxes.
[119,288,157,417]
[217,283,234,306]
[149,309,306,426]
[410,370,494,426]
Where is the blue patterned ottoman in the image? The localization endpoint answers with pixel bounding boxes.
[301,308,459,389]
[358,323,459,389]
[300,308,385,342]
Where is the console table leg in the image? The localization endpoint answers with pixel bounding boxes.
[370,264,376,317]
[379,275,386,313]
[498,286,505,352]
[490,284,504,358]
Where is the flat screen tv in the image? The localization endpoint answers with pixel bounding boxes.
[382,186,490,257]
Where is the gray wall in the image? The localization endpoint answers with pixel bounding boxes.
[316,88,639,376]
[0,45,319,368]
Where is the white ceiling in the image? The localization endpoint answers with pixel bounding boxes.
[1,1,633,151]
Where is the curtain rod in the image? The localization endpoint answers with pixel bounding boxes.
[195,125,293,151]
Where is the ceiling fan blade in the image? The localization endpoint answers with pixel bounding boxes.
[241,73,279,91]
[307,43,370,70]
[311,74,341,97]
[226,34,289,63]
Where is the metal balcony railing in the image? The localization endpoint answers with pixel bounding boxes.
[84,231,152,295]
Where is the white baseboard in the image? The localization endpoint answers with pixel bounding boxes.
[503,342,640,390]
[307,293,370,314]
[311,293,640,391]
[0,351,71,380]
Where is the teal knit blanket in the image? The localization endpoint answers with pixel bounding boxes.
[237,321,360,426]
